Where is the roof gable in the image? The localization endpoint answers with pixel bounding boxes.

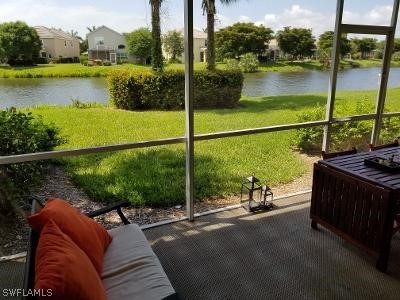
[87,26,124,38]
[34,26,76,40]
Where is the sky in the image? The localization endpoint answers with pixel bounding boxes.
[0,0,398,38]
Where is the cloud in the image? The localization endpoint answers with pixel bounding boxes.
[341,6,392,25]
[342,5,395,38]
[0,1,397,39]
[259,5,330,37]
[0,0,148,36]
[215,14,233,28]
[238,15,251,22]
[255,4,399,38]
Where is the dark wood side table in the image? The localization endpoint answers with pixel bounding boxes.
[310,147,400,272]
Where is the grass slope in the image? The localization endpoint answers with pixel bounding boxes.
[3,59,398,78]
[28,88,400,207]
[0,63,200,78]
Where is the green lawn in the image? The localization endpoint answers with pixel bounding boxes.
[0,63,204,78]
[2,59,398,78]
[258,60,324,72]
[258,59,400,72]
[345,59,400,68]
[0,63,145,78]
[27,88,400,207]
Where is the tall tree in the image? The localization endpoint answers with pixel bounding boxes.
[202,0,238,71]
[126,28,152,64]
[317,31,351,57]
[163,30,184,62]
[150,0,163,71]
[67,29,87,53]
[351,38,377,59]
[86,26,97,32]
[0,21,42,66]
[276,27,316,60]
[215,22,273,60]
[69,29,79,37]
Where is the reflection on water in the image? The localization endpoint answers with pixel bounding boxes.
[0,67,399,108]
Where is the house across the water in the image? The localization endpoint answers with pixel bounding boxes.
[34,26,80,62]
[86,25,135,64]
[163,28,208,63]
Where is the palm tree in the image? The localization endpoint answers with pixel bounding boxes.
[150,0,163,71]
[86,26,97,33]
[69,30,79,37]
[202,0,238,71]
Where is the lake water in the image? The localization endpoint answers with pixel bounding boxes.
[242,67,400,96]
[0,67,399,108]
[0,77,108,108]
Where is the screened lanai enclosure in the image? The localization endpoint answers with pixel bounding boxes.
[1,0,400,299]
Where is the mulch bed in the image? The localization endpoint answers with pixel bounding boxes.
[0,154,318,257]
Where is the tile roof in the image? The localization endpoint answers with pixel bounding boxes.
[34,26,76,40]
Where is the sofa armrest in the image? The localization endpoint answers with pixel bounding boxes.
[86,201,131,225]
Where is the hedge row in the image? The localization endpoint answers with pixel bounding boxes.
[296,101,400,152]
[0,109,65,217]
[108,69,243,110]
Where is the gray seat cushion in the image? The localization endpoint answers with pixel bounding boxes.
[102,224,175,300]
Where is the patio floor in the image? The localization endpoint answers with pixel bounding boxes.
[144,193,400,300]
[1,192,400,299]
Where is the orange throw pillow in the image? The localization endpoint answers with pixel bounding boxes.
[35,220,107,300]
[28,198,112,274]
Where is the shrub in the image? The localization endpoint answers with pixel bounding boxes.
[117,58,129,65]
[0,109,65,217]
[70,98,103,109]
[108,69,243,110]
[392,51,400,62]
[225,58,240,71]
[295,101,400,152]
[374,49,383,59]
[167,58,182,64]
[239,53,259,73]
[80,54,88,65]
[103,60,112,66]
[51,57,79,64]
[352,52,362,60]
[8,59,35,66]
[35,57,48,64]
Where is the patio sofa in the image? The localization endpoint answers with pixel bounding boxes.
[23,198,178,300]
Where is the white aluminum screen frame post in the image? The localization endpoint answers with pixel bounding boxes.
[322,0,344,152]
[184,0,195,221]
[323,0,399,152]
[370,0,400,145]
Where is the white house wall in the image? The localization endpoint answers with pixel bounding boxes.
[87,27,126,50]
[164,37,206,63]
[87,26,138,62]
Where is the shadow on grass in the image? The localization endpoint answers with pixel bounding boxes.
[65,148,232,208]
[210,94,328,115]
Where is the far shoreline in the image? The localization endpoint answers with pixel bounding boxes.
[1,59,400,79]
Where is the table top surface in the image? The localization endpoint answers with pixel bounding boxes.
[319,147,400,191]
